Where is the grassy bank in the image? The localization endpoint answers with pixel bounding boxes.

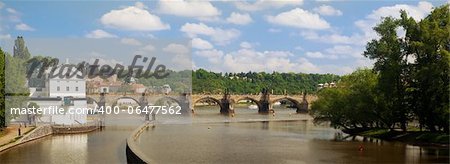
[344,128,449,147]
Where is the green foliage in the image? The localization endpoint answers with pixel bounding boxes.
[192,69,340,94]
[311,5,450,133]
[137,69,192,93]
[311,69,382,129]
[1,37,31,125]
[364,16,411,131]
[0,48,4,128]
[403,5,450,132]
[13,36,31,60]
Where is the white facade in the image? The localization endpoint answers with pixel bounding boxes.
[48,78,86,98]
[28,64,88,125]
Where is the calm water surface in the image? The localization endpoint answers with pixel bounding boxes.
[0,106,448,163]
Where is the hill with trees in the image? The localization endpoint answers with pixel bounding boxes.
[192,69,340,94]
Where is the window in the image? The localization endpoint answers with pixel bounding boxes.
[66,87,69,91]
[57,86,60,91]
[75,87,79,91]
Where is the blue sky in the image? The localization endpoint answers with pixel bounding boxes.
[0,0,448,75]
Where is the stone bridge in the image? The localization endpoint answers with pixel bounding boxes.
[86,93,188,107]
[191,92,316,114]
[86,91,317,115]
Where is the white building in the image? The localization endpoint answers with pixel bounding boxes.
[28,63,88,125]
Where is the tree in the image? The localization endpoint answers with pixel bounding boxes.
[4,47,30,122]
[13,36,31,60]
[0,48,4,128]
[311,69,383,130]
[363,17,410,131]
[401,5,450,132]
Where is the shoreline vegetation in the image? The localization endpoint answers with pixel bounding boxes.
[311,5,449,148]
[343,128,449,147]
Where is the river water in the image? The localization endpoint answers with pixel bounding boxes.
[0,106,448,163]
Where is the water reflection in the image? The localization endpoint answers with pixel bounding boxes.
[136,119,449,164]
[0,107,448,163]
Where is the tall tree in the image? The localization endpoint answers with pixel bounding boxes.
[13,36,31,60]
[401,5,450,132]
[0,48,5,128]
[363,17,410,131]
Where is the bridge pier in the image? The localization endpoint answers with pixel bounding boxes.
[258,101,271,114]
[219,90,234,114]
[219,100,233,114]
[258,88,272,114]
[296,93,309,113]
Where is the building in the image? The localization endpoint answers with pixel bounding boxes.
[317,82,337,90]
[28,63,88,125]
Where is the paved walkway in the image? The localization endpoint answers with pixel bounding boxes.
[0,124,34,148]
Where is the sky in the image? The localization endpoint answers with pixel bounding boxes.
[0,0,448,75]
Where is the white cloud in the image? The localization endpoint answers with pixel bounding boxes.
[267,8,330,30]
[180,22,240,45]
[234,0,303,11]
[220,49,321,73]
[313,5,342,16]
[6,8,17,14]
[366,1,432,21]
[240,42,252,49]
[195,49,224,64]
[135,44,156,54]
[158,0,220,19]
[85,29,117,39]
[134,2,147,9]
[325,45,363,58]
[300,31,366,45]
[192,38,213,50]
[120,38,142,46]
[268,28,281,33]
[352,1,433,43]
[305,45,363,60]
[15,23,35,31]
[296,57,321,73]
[226,12,253,25]
[294,46,304,51]
[301,2,434,47]
[100,3,169,31]
[0,34,11,39]
[305,51,327,59]
[141,44,156,52]
[163,43,189,54]
[193,47,365,74]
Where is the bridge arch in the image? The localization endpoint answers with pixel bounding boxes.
[111,96,140,107]
[192,96,224,111]
[233,96,261,111]
[154,96,182,106]
[86,97,98,105]
[270,97,301,110]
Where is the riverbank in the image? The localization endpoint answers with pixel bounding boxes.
[0,123,99,153]
[0,125,38,152]
[343,128,449,147]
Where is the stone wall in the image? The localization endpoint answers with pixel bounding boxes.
[126,122,154,164]
[52,125,98,134]
[19,125,53,143]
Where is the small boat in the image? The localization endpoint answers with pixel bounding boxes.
[273,102,281,106]
[248,105,258,110]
